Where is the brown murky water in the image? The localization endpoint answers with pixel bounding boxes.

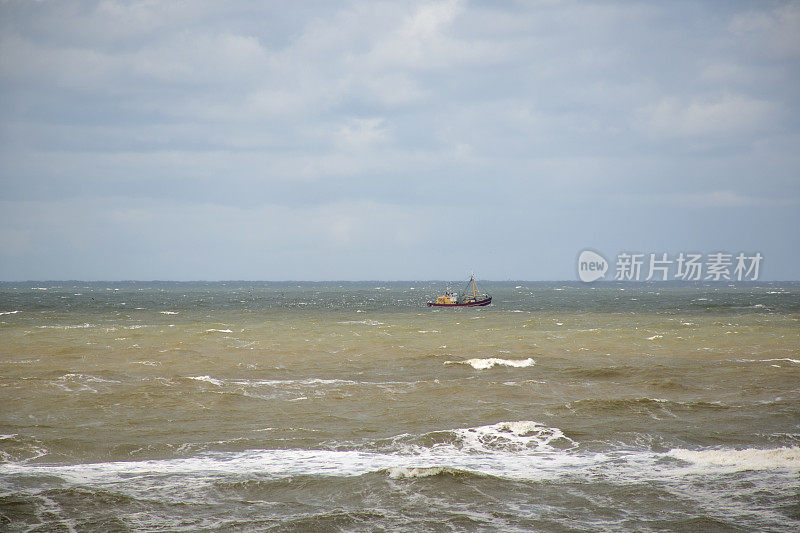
[1,282,799,531]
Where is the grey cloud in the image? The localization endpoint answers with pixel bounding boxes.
[1,0,798,280]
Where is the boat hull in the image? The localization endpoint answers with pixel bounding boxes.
[427,297,492,307]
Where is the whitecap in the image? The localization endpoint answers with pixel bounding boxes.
[159,311,179,315]
[186,375,223,386]
[59,374,120,384]
[445,357,535,370]
[668,447,800,471]
[0,421,580,484]
[646,334,663,340]
[205,328,233,333]
[388,466,450,478]
[0,310,20,316]
[337,320,385,326]
[36,323,97,330]
[450,421,576,453]
[736,358,800,365]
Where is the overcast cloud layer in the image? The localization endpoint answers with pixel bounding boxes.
[1,0,798,280]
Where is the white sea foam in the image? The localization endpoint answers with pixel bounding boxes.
[36,323,97,330]
[3,432,799,496]
[388,466,450,478]
[159,311,179,315]
[668,447,800,471]
[338,320,385,326]
[0,421,584,484]
[445,357,535,370]
[205,328,233,333]
[271,378,357,386]
[186,375,223,386]
[450,421,576,453]
[646,334,663,340]
[736,358,800,365]
[0,310,20,316]
[51,373,120,393]
[59,374,119,383]
[190,376,364,391]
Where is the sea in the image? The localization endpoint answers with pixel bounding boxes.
[0,281,798,532]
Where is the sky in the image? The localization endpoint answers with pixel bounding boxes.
[1,0,798,281]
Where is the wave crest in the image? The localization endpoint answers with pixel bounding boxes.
[668,447,800,471]
[445,357,535,370]
[452,421,576,453]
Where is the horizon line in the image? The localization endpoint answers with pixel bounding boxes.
[1,279,797,284]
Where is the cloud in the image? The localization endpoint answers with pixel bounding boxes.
[337,118,390,149]
[670,191,800,208]
[730,2,800,58]
[0,1,799,279]
[0,197,437,279]
[636,93,776,141]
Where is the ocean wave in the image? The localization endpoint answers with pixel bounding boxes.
[0,438,584,485]
[386,466,474,479]
[444,357,535,370]
[50,373,121,393]
[337,320,385,326]
[4,437,799,493]
[0,434,49,464]
[363,420,576,457]
[205,328,233,333]
[185,375,224,386]
[563,397,726,416]
[36,323,97,330]
[668,447,800,471]
[0,310,20,316]
[735,358,800,365]
[59,373,120,384]
[240,378,358,387]
[451,421,576,453]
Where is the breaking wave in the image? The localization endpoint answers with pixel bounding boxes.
[668,447,800,471]
[444,357,535,370]
[337,320,385,326]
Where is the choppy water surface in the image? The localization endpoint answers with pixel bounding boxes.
[1,281,799,531]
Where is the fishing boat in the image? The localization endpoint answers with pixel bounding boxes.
[428,274,492,307]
